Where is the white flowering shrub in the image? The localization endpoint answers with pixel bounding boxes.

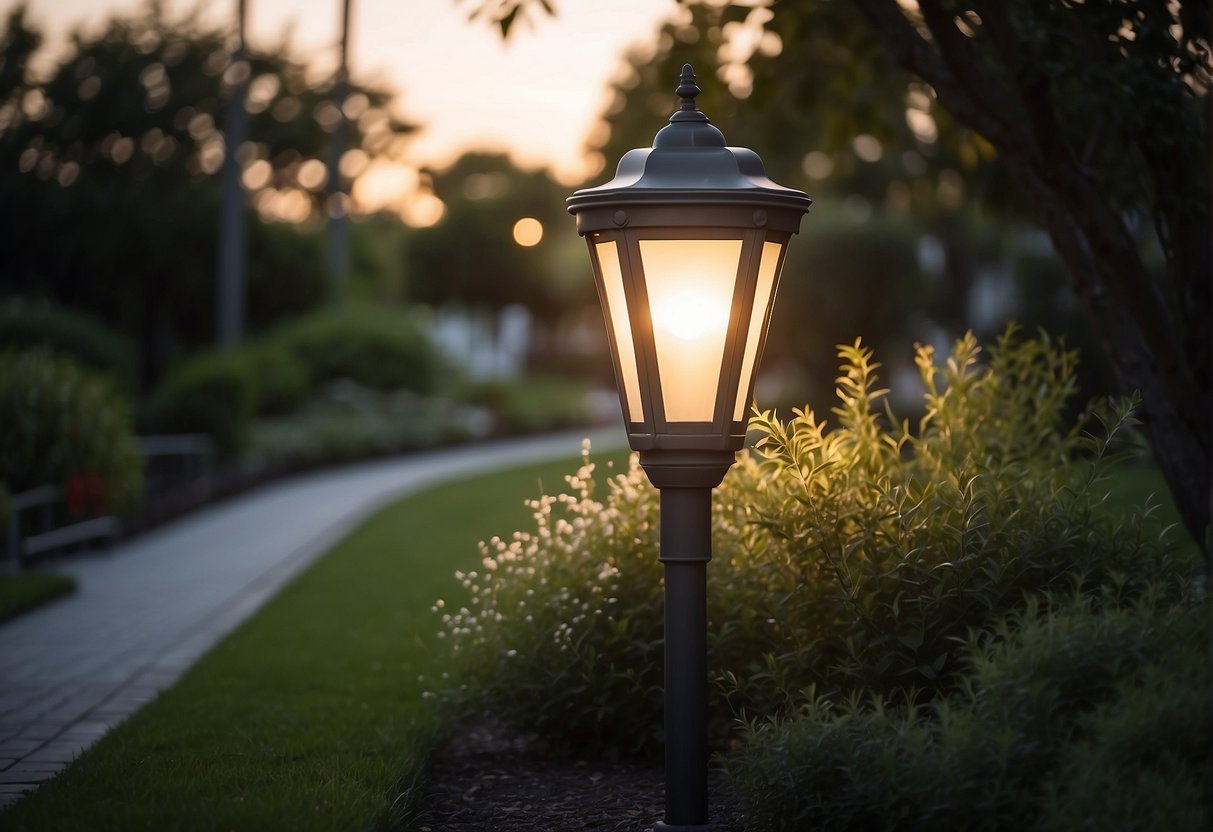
[429,328,1195,760]
[429,445,671,756]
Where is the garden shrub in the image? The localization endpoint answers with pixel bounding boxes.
[0,298,137,392]
[147,350,257,455]
[431,447,665,757]
[455,375,589,435]
[430,328,1194,760]
[246,343,312,416]
[714,330,1184,715]
[726,595,1210,831]
[0,350,143,512]
[248,382,482,468]
[267,305,443,394]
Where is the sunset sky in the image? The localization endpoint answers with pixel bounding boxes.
[16,0,684,186]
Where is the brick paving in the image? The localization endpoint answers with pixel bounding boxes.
[0,429,623,808]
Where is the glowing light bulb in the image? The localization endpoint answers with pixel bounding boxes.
[652,290,729,342]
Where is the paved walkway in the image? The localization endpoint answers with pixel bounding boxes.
[0,428,624,807]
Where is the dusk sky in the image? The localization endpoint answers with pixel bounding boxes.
[15,0,683,186]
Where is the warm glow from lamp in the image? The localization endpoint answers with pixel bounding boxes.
[733,241,782,420]
[640,239,742,422]
[596,241,644,423]
[650,290,730,342]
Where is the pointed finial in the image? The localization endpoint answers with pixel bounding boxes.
[676,64,700,110]
[670,63,709,123]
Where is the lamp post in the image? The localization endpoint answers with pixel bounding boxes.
[568,64,810,831]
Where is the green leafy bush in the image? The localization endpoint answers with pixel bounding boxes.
[717,330,1182,714]
[455,376,589,435]
[726,595,1210,831]
[0,299,137,392]
[248,382,482,468]
[147,350,256,455]
[431,329,1192,759]
[0,350,143,511]
[267,305,443,394]
[246,344,312,416]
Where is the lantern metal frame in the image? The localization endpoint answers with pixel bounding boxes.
[569,70,810,472]
[568,64,811,831]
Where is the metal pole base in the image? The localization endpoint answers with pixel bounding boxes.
[657,487,713,830]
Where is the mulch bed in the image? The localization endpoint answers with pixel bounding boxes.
[413,717,748,832]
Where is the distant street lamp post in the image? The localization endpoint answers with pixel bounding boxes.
[567,64,810,831]
[216,0,248,347]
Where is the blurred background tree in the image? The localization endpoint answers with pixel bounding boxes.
[0,2,415,385]
[406,152,591,329]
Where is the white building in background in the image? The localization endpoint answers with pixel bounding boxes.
[430,304,532,380]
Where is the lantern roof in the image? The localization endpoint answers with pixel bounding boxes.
[567,64,812,217]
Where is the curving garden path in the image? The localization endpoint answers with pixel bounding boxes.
[0,428,625,808]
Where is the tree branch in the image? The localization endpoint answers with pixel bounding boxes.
[850,0,1011,149]
[914,0,1033,154]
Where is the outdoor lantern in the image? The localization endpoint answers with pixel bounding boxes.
[568,64,811,489]
[568,65,810,831]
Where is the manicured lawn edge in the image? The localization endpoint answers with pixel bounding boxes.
[0,451,626,831]
[0,573,76,625]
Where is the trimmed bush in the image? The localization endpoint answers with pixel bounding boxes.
[248,382,483,468]
[726,596,1210,831]
[429,328,1194,759]
[0,298,137,391]
[148,350,256,455]
[246,344,312,416]
[455,376,589,435]
[0,350,143,512]
[268,305,443,394]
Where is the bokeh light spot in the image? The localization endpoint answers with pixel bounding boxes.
[512,217,543,247]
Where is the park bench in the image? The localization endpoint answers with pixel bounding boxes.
[3,434,214,571]
[5,484,120,571]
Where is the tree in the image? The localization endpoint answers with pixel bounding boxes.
[0,3,415,383]
[406,152,593,326]
[478,0,1212,551]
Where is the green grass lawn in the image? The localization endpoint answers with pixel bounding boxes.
[0,573,76,624]
[0,449,627,831]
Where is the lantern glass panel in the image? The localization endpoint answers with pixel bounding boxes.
[732,241,783,421]
[595,241,645,422]
[640,238,743,423]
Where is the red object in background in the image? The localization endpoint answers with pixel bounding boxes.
[65,473,107,517]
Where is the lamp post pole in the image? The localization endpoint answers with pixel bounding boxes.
[657,485,712,828]
[216,0,248,347]
[643,450,733,831]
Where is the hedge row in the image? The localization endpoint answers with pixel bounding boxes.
[147,305,444,454]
